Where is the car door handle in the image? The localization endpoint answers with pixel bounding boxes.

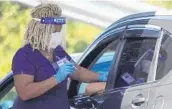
[132,95,146,106]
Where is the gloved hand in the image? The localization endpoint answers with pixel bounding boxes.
[54,62,75,83]
[98,73,108,82]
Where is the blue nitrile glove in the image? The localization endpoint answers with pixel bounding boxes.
[54,62,75,83]
[98,73,108,82]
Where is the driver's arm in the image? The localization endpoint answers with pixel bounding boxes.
[85,82,106,95]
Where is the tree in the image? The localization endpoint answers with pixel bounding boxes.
[0,1,31,79]
[148,0,172,9]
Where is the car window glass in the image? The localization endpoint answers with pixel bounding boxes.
[114,38,157,88]
[0,87,16,109]
[90,51,115,74]
[156,33,172,80]
[78,39,119,95]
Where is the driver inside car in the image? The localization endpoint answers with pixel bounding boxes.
[78,52,115,95]
[78,71,108,96]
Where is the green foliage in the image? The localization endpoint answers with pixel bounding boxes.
[66,20,102,53]
[0,1,31,79]
[148,0,172,9]
[0,1,102,80]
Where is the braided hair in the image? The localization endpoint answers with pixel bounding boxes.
[23,3,65,51]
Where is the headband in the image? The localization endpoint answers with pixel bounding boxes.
[32,17,66,25]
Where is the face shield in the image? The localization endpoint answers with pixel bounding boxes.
[33,17,66,49]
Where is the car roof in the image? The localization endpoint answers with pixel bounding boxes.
[96,11,172,41]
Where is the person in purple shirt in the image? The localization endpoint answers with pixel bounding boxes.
[11,3,107,109]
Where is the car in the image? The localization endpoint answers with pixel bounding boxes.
[1,11,172,109]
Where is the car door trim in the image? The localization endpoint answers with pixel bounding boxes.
[106,27,127,89]
[147,29,163,82]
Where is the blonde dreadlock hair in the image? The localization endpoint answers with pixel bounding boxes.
[23,3,65,51]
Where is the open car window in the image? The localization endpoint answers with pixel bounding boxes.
[89,41,118,74]
[78,39,120,95]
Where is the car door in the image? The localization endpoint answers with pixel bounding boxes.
[116,39,156,109]
[147,30,172,109]
[100,25,162,109]
[120,26,164,109]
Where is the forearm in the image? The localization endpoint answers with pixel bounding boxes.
[71,65,99,83]
[19,76,57,101]
[86,82,106,95]
[80,67,99,82]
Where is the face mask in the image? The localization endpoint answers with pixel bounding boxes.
[49,32,63,49]
[141,60,151,74]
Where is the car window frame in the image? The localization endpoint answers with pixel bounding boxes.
[152,29,172,81]
[146,29,164,82]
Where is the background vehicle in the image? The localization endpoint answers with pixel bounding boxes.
[1,12,172,109]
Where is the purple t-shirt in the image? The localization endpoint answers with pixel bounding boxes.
[12,44,71,109]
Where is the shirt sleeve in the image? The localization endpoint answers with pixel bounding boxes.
[12,49,36,76]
